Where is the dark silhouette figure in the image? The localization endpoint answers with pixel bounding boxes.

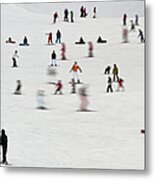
[88,41,94,57]
[97,36,107,43]
[130,20,135,32]
[71,78,76,94]
[135,14,139,26]
[70,10,74,23]
[6,37,16,44]
[123,13,127,26]
[12,50,19,67]
[104,66,111,74]
[19,36,29,46]
[93,7,97,18]
[47,32,53,45]
[106,77,113,93]
[75,37,86,44]
[53,12,58,23]
[14,80,22,95]
[54,80,63,95]
[0,129,8,164]
[51,50,57,66]
[80,6,84,17]
[55,30,61,43]
[64,9,69,22]
[112,64,119,82]
[138,29,145,43]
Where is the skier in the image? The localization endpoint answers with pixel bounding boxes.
[137,29,145,43]
[104,65,111,75]
[130,20,135,32]
[112,64,119,82]
[14,80,22,95]
[37,90,47,109]
[0,129,8,165]
[70,10,74,23]
[64,9,69,22]
[53,12,58,23]
[88,41,94,57]
[106,76,113,93]
[93,7,97,18]
[47,32,53,45]
[83,7,87,17]
[75,37,86,44]
[71,78,76,94]
[122,26,129,43]
[123,13,127,26]
[135,14,139,26]
[55,30,61,44]
[80,6,84,17]
[12,50,19,67]
[51,50,57,66]
[70,61,82,83]
[54,80,63,95]
[6,37,16,44]
[116,78,124,92]
[78,85,89,111]
[61,43,66,60]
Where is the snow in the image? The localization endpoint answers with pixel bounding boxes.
[1,1,144,169]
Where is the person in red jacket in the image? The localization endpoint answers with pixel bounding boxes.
[117,78,124,92]
[88,41,94,57]
[47,32,53,45]
[61,43,66,60]
[54,80,63,95]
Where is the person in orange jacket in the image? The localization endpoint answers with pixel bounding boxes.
[70,61,82,83]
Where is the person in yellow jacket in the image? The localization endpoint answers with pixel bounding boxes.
[70,61,82,83]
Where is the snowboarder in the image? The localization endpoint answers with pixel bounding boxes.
[70,78,76,94]
[37,90,47,109]
[88,41,94,57]
[75,37,86,44]
[70,61,82,83]
[19,36,29,46]
[106,76,113,93]
[54,80,63,95]
[93,7,97,18]
[55,30,61,44]
[130,20,135,32]
[123,13,127,26]
[64,9,69,22]
[70,10,74,23]
[104,65,111,75]
[12,50,19,67]
[47,32,53,45]
[112,64,119,82]
[14,80,22,95]
[135,14,139,26]
[116,78,124,92]
[6,37,16,44]
[137,29,145,43]
[78,85,89,111]
[61,43,66,60]
[97,36,107,43]
[51,50,57,66]
[122,26,129,43]
[53,12,58,23]
[0,129,8,164]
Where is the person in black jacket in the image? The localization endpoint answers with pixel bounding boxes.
[51,50,57,66]
[106,77,113,93]
[0,129,8,164]
[55,30,61,44]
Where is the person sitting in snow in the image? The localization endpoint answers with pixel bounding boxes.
[104,65,111,75]
[6,37,16,44]
[47,32,53,45]
[54,80,63,95]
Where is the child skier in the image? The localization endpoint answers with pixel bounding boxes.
[55,30,61,44]
[12,50,19,67]
[106,76,113,93]
[53,12,58,23]
[112,64,119,82]
[19,36,29,46]
[116,78,124,92]
[54,80,63,95]
[70,61,82,83]
[51,50,57,66]
[137,29,145,43]
[14,80,22,95]
[61,43,66,60]
[88,41,94,57]
[104,65,111,75]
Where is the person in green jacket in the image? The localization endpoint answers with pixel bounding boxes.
[112,64,119,82]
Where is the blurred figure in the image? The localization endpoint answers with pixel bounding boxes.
[51,50,57,66]
[71,78,76,94]
[112,64,119,82]
[14,80,22,95]
[137,29,145,43]
[130,20,135,32]
[93,7,97,18]
[37,90,47,109]
[106,76,113,93]
[83,7,87,17]
[53,12,58,23]
[104,65,111,75]
[78,85,89,111]
[64,9,69,22]
[6,37,16,44]
[12,50,19,67]
[116,78,125,92]
[88,41,94,57]
[70,61,82,83]
[54,80,63,95]
[123,13,127,26]
[61,43,66,60]
[122,26,129,43]
[135,14,139,26]
[70,10,74,23]
[55,30,61,44]
[0,129,8,164]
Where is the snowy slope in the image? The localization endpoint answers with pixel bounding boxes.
[1,2,144,169]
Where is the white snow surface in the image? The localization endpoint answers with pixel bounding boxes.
[1,2,145,169]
